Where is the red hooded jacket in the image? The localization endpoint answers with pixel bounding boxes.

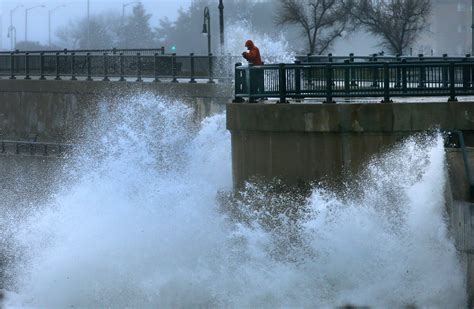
[242,40,263,65]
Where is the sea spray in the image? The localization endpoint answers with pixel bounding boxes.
[1,94,466,307]
[224,20,295,64]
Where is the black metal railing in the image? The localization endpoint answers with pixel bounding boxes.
[234,56,474,103]
[0,49,239,82]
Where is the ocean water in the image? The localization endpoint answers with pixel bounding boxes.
[0,92,466,308]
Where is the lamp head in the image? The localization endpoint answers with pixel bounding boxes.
[202,23,208,35]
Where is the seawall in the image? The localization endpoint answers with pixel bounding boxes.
[0,80,232,142]
[227,102,474,189]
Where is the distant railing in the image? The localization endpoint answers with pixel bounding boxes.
[296,53,472,64]
[0,49,239,82]
[0,140,73,156]
[234,56,474,103]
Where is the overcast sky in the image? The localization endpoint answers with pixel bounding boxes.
[0,0,194,49]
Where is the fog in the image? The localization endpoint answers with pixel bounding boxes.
[0,0,193,50]
[0,0,470,59]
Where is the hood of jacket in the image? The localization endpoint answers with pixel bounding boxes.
[245,40,255,49]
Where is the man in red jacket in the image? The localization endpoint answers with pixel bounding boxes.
[242,40,263,65]
[242,40,264,102]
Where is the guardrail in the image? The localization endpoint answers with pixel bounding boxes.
[0,47,167,56]
[0,49,239,82]
[234,57,474,103]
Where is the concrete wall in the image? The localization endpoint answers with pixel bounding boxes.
[227,102,474,188]
[0,80,232,142]
[228,102,474,305]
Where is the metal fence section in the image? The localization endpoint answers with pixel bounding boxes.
[0,49,240,82]
[234,57,474,103]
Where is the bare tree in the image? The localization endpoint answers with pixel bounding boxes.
[275,0,354,55]
[352,0,432,55]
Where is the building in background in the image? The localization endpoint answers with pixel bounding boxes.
[422,0,472,56]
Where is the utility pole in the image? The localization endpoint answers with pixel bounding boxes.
[122,2,139,25]
[49,5,66,48]
[202,7,211,55]
[25,5,45,43]
[87,0,90,49]
[9,5,23,50]
[218,0,224,53]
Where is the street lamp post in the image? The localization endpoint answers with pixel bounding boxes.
[218,0,224,53]
[49,5,66,48]
[122,2,139,25]
[8,5,23,50]
[87,0,90,49]
[472,0,474,54]
[202,7,211,55]
[25,5,45,43]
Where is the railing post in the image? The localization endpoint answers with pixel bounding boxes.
[395,54,402,88]
[449,61,458,102]
[463,54,471,90]
[294,60,301,99]
[161,46,165,55]
[442,54,449,88]
[112,48,117,74]
[278,63,287,103]
[470,54,474,89]
[103,52,110,81]
[371,54,379,87]
[349,53,357,86]
[154,53,160,82]
[24,52,30,80]
[383,62,391,103]
[9,52,15,80]
[136,52,142,82]
[55,52,61,80]
[189,53,196,83]
[71,52,77,80]
[171,53,178,83]
[119,52,125,81]
[306,53,311,63]
[344,59,350,96]
[233,62,245,103]
[418,54,425,88]
[246,64,252,101]
[324,63,335,103]
[39,52,46,80]
[402,59,407,94]
[207,53,215,84]
[86,52,92,81]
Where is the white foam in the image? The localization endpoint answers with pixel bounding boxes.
[2,95,466,308]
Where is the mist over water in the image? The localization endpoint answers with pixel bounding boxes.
[0,91,466,307]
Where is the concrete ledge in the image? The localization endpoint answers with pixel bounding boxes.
[227,102,474,133]
[0,80,232,142]
[227,101,474,188]
[0,79,233,98]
